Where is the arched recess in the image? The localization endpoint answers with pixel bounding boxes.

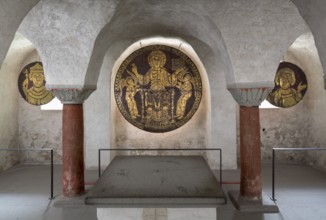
[84,0,234,88]
[0,32,62,171]
[110,37,211,160]
[291,0,326,88]
[0,32,34,171]
[0,0,40,67]
[260,32,326,170]
[83,1,238,169]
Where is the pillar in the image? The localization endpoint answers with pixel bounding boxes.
[51,87,95,197]
[62,104,84,196]
[228,84,273,201]
[239,106,261,199]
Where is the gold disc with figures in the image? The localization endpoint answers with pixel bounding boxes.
[267,62,308,108]
[114,45,202,132]
[18,62,54,106]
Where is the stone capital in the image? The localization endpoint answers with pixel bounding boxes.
[227,82,274,107]
[49,85,96,104]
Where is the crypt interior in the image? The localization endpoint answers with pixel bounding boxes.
[1,0,326,220]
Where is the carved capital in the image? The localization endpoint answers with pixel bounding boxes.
[49,86,96,104]
[227,82,274,107]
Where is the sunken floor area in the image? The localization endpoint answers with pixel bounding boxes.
[0,161,326,220]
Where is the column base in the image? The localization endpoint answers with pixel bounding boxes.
[53,194,87,208]
[228,191,279,213]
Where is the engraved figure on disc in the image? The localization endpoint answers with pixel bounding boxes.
[18,62,54,106]
[115,45,202,132]
[267,62,307,108]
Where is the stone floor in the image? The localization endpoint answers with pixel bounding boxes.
[0,161,326,220]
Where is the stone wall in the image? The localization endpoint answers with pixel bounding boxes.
[292,0,326,89]
[18,49,62,164]
[20,0,307,170]
[18,102,62,164]
[84,51,111,169]
[110,39,212,163]
[0,0,40,68]
[1,0,325,172]
[260,33,326,169]
[0,34,28,171]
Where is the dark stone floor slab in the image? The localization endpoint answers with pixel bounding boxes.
[85,156,226,207]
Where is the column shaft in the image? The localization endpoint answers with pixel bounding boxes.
[62,104,85,197]
[239,106,262,200]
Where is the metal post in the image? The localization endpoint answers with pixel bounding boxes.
[98,149,101,178]
[272,148,276,201]
[49,149,55,200]
[270,147,326,201]
[219,149,222,186]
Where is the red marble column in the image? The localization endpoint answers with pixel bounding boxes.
[62,104,85,197]
[239,106,262,200]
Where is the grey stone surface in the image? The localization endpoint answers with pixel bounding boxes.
[86,156,226,207]
[292,0,326,89]
[0,33,33,171]
[19,0,118,88]
[228,191,279,213]
[51,86,96,104]
[206,0,308,84]
[54,194,88,208]
[0,0,40,67]
[228,83,274,107]
[2,163,326,219]
[97,207,217,220]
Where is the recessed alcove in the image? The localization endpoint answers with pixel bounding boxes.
[110,37,215,165]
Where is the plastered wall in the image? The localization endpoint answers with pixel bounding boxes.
[84,38,232,170]
[0,33,62,170]
[260,33,326,170]
[0,0,40,68]
[109,40,213,164]
[17,49,62,164]
[15,0,308,171]
[84,51,112,169]
[2,0,326,172]
[0,34,31,171]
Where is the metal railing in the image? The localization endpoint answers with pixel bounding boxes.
[0,148,55,200]
[98,148,223,185]
[272,147,326,201]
